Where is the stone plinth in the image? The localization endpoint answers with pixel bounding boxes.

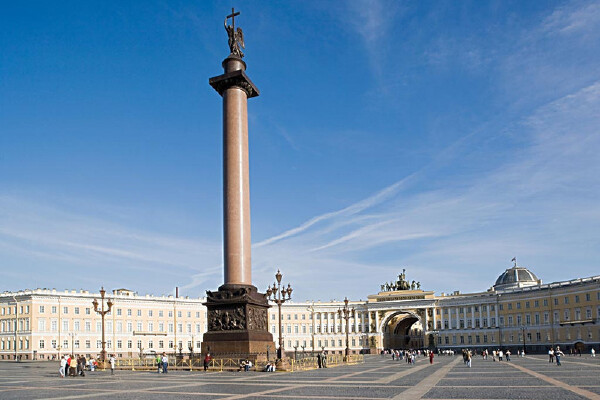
[201,284,274,358]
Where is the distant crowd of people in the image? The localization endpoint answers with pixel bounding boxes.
[58,354,116,377]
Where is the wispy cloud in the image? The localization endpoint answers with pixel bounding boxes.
[249,79,600,299]
[0,195,222,295]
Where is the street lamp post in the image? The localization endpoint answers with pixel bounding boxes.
[189,335,194,359]
[69,332,76,357]
[92,287,113,364]
[307,303,315,354]
[266,269,293,360]
[338,297,355,360]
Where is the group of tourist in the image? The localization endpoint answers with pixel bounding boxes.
[155,352,169,373]
[547,346,565,365]
[239,359,253,371]
[263,361,276,372]
[387,349,438,365]
[316,351,328,368]
[59,354,115,377]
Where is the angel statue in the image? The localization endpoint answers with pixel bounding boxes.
[224,14,245,58]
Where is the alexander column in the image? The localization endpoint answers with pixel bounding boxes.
[202,9,274,358]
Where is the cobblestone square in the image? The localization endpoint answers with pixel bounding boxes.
[1,354,599,400]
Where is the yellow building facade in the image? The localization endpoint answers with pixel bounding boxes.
[1,265,598,360]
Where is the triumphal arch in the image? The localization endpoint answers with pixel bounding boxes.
[366,269,438,351]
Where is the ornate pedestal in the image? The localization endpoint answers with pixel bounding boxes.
[201,284,274,358]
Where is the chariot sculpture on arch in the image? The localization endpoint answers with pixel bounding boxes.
[224,8,245,58]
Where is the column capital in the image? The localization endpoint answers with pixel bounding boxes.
[209,69,259,98]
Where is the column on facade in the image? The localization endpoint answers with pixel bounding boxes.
[374,311,379,333]
[423,308,429,333]
[494,304,499,327]
[471,305,475,328]
[432,306,437,330]
[487,303,491,328]
[455,307,460,329]
[440,307,445,331]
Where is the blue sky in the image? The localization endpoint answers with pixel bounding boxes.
[1,0,599,301]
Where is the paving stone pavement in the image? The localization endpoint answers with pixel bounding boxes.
[0,354,599,400]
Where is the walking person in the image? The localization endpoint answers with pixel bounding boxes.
[203,353,211,372]
[466,350,472,368]
[549,348,554,363]
[591,348,596,357]
[109,354,116,375]
[156,353,162,373]
[429,351,434,364]
[161,352,168,373]
[59,355,67,378]
[505,350,511,362]
[69,355,77,377]
[555,346,564,366]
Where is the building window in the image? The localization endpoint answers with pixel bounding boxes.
[63,307,68,314]
[575,295,580,303]
[39,306,45,313]
[86,340,90,349]
[534,300,539,307]
[564,297,569,304]
[543,299,548,306]
[148,310,153,317]
[39,340,45,349]
[137,310,142,317]
[74,307,80,315]
[159,311,164,317]
[127,309,132,316]
[117,309,122,316]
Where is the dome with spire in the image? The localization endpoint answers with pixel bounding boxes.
[493,262,541,290]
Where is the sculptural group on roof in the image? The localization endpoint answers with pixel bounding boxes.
[380,269,421,292]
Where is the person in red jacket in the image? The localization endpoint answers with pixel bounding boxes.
[429,351,434,364]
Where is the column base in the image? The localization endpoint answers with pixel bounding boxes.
[201,284,274,362]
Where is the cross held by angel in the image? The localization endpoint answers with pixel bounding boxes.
[225,8,245,58]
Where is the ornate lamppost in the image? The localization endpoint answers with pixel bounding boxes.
[92,287,113,364]
[189,335,194,359]
[338,297,355,360]
[266,269,292,359]
[69,332,76,357]
[521,325,527,355]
